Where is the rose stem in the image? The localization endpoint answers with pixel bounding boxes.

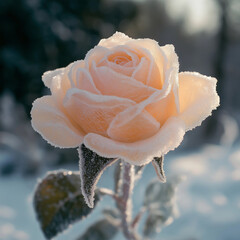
[116,161,140,240]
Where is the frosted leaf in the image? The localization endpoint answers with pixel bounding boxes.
[143,212,169,237]
[76,219,118,240]
[144,177,180,206]
[78,144,118,208]
[143,177,182,237]
[33,170,100,239]
[102,208,121,226]
[152,156,166,182]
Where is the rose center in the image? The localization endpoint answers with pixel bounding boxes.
[108,52,132,66]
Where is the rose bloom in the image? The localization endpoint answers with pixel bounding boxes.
[31,32,219,165]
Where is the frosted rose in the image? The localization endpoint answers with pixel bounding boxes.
[31,32,219,165]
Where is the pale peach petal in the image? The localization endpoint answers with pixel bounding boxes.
[75,68,100,94]
[84,117,185,165]
[106,46,140,67]
[110,64,177,128]
[161,45,180,112]
[161,45,179,69]
[99,34,163,89]
[98,32,132,48]
[107,107,160,142]
[48,62,81,106]
[179,72,220,130]
[31,96,83,148]
[137,46,179,122]
[99,59,135,76]
[50,73,70,107]
[68,60,100,94]
[44,61,84,97]
[85,46,110,69]
[144,60,180,124]
[50,61,100,107]
[132,57,150,85]
[127,40,165,89]
[99,33,163,89]
[42,67,65,88]
[97,46,139,76]
[63,89,135,137]
[146,89,177,125]
[91,64,156,103]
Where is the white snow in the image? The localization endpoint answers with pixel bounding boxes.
[1,143,240,240]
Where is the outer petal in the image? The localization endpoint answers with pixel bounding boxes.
[160,44,180,112]
[178,72,220,130]
[42,67,65,88]
[31,96,83,148]
[107,107,160,143]
[84,117,185,166]
[98,32,132,48]
[50,61,100,107]
[63,89,135,137]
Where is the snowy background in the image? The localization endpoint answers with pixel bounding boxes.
[1,140,240,240]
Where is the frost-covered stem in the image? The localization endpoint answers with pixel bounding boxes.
[97,188,118,200]
[131,207,146,229]
[117,162,140,240]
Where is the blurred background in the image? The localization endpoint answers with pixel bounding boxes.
[0,0,240,239]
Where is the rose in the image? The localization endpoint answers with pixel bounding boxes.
[31,32,219,165]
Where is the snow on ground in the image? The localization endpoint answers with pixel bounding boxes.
[1,143,240,240]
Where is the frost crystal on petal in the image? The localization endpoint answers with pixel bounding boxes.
[152,156,166,182]
[78,144,118,208]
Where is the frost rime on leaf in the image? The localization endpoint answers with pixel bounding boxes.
[77,219,118,240]
[33,170,100,239]
[152,156,166,182]
[78,144,118,208]
[143,176,182,237]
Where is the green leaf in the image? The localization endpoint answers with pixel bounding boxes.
[143,212,170,237]
[143,176,183,237]
[144,178,176,206]
[102,208,121,226]
[78,144,118,208]
[76,219,118,240]
[33,170,100,239]
[152,156,166,182]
